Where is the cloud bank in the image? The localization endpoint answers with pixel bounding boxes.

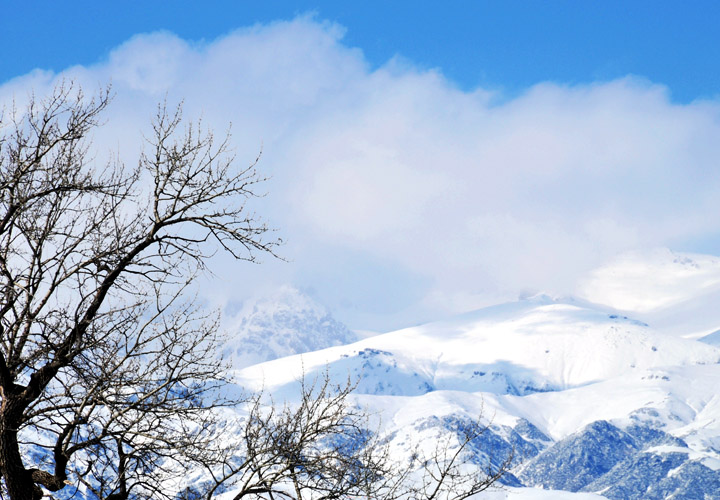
[3,17,720,330]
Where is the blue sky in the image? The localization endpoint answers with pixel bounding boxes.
[2,3,720,330]
[3,1,720,102]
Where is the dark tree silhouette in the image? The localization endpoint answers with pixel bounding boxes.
[0,83,279,499]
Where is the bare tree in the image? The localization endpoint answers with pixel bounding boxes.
[0,82,279,499]
[0,83,509,500]
[187,371,511,500]
[193,374,390,500]
[404,416,513,500]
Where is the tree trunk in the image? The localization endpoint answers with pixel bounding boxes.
[0,396,40,500]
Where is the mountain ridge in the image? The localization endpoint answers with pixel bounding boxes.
[226,286,720,499]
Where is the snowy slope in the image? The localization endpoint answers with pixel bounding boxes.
[231,294,720,499]
[577,248,720,339]
[234,295,719,397]
[700,329,720,347]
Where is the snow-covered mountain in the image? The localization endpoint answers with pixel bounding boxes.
[209,251,720,499]
[222,286,357,369]
[231,292,720,499]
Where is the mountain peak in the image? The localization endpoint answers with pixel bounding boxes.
[223,286,357,369]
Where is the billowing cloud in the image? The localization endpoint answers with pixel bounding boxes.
[3,16,720,330]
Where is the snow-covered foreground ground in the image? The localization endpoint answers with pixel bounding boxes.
[477,488,606,499]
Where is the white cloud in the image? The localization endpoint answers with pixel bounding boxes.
[4,17,720,330]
